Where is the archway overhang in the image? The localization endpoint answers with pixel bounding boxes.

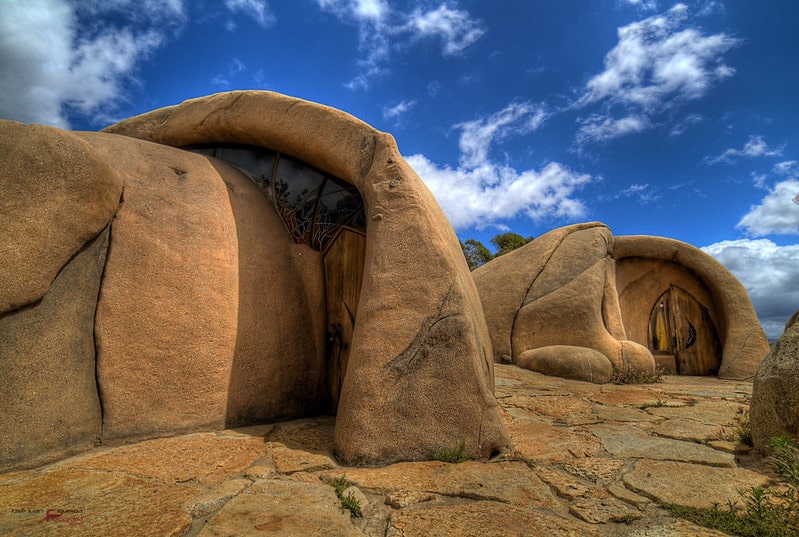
[104,90,511,464]
[612,235,770,379]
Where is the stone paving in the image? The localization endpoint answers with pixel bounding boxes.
[0,364,775,536]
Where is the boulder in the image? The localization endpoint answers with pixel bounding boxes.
[78,132,327,440]
[750,310,799,451]
[0,120,122,313]
[0,229,108,470]
[0,120,121,471]
[474,223,655,383]
[1,90,510,470]
[474,222,768,383]
[105,90,511,464]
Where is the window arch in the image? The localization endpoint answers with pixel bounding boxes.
[188,144,365,251]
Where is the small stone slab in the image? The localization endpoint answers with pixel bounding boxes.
[562,457,625,482]
[596,406,663,423]
[506,412,601,462]
[324,461,560,509]
[186,478,250,517]
[569,494,642,524]
[385,489,435,509]
[54,433,266,484]
[387,500,601,537]
[502,394,594,419]
[200,479,362,536]
[0,468,201,536]
[653,418,725,443]
[588,424,735,467]
[646,400,741,426]
[266,442,337,475]
[623,460,770,509]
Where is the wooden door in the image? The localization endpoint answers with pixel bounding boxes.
[648,286,721,375]
[323,229,366,411]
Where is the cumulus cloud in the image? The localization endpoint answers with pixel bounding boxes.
[0,0,180,129]
[315,0,484,88]
[737,179,799,237]
[704,134,783,165]
[224,0,275,28]
[702,239,799,339]
[405,103,590,230]
[576,3,738,144]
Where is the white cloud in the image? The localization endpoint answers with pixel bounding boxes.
[774,160,799,176]
[405,5,485,56]
[382,100,416,121]
[408,156,591,230]
[602,183,661,204]
[576,3,738,145]
[576,114,649,144]
[224,0,275,27]
[737,179,799,237]
[456,102,548,168]
[405,103,589,230]
[702,239,799,339]
[668,112,702,137]
[315,0,484,88]
[211,58,247,88]
[0,0,179,129]
[704,135,783,165]
[580,4,737,108]
[622,0,658,10]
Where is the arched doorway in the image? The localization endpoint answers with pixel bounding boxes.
[187,144,367,411]
[649,286,721,375]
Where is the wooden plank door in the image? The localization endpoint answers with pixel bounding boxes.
[649,286,721,375]
[323,229,366,411]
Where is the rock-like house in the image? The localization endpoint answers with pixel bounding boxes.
[0,91,510,472]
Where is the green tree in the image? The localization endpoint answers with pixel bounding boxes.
[490,232,533,257]
[461,239,493,270]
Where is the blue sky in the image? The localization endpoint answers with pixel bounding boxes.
[1,0,798,337]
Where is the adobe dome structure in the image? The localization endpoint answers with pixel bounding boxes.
[0,90,510,472]
[473,222,770,383]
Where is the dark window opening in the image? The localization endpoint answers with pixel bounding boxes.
[187,144,365,251]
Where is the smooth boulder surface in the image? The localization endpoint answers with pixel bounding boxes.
[750,310,799,451]
[474,223,655,383]
[474,222,768,383]
[79,132,327,441]
[0,229,108,470]
[0,120,121,471]
[1,90,510,471]
[106,90,511,464]
[0,120,122,312]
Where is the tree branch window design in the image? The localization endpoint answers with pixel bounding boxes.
[188,144,365,251]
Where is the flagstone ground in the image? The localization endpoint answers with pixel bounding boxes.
[0,364,772,536]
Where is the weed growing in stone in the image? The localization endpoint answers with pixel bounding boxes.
[735,409,754,447]
[611,368,664,385]
[639,400,667,409]
[432,439,470,463]
[332,477,362,518]
[663,436,799,536]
